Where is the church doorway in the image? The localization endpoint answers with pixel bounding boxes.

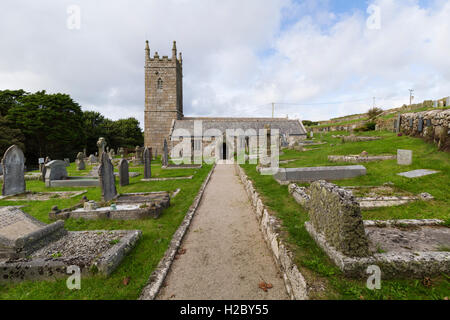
[222,142,227,160]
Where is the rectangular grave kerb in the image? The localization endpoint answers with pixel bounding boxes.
[274,165,367,182]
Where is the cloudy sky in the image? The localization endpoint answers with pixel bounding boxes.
[1,0,449,127]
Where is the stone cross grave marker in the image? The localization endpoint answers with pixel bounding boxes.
[118,159,129,186]
[76,152,85,170]
[397,149,412,165]
[98,152,117,202]
[143,147,152,179]
[97,137,107,159]
[1,145,26,196]
[162,139,169,167]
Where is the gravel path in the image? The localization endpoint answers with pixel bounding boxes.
[157,164,289,300]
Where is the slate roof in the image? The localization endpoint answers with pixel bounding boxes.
[170,117,307,137]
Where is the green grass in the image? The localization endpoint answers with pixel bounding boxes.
[0,161,212,300]
[242,130,449,300]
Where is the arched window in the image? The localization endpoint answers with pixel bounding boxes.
[157,78,163,89]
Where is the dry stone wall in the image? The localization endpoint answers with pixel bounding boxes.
[398,109,450,151]
[235,164,308,300]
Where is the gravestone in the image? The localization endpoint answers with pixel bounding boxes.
[393,120,398,132]
[134,146,143,165]
[398,169,439,178]
[41,157,51,182]
[426,119,432,127]
[1,145,26,196]
[97,137,107,159]
[76,152,85,170]
[45,160,69,181]
[143,147,152,179]
[118,159,129,186]
[396,114,401,133]
[118,147,124,158]
[409,118,413,128]
[98,153,117,202]
[162,139,169,167]
[397,149,412,165]
[418,118,423,132]
[307,181,369,257]
[89,154,97,164]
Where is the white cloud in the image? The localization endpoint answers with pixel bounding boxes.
[0,0,449,126]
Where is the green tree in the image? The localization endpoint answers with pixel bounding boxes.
[0,89,27,116]
[109,118,144,149]
[6,91,85,163]
[0,115,25,156]
[82,111,108,155]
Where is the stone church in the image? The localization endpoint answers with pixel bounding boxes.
[144,41,307,159]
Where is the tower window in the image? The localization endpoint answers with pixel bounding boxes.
[157,78,163,90]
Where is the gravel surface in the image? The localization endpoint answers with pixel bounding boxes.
[32,230,127,267]
[157,164,289,300]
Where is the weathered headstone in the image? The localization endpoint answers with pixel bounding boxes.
[307,181,369,257]
[76,152,85,170]
[409,118,413,128]
[45,160,69,181]
[98,153,117,202]
[41,157,51,182]
[89,154,97,164]
[162,139,169,167]
[396,114,401,133]
[426,119,432,127]
[143,147,152,179]
[1,145,26,196]
[134,146,143,165]
[97,137,107,159]
[418,117,423,132]
[118,159,129,186]
[397,149,412,165]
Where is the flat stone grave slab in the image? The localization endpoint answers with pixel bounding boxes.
[274,165,366,183]
[306,218,450,279]
[1,229,141,281]
[342,186,433,209]
[162,164,202,169]
[397,169,439,178]
[141,175,193,182]
[51,192,170,221]
[0,190,87,201]
[46,176,100,187]
[0,206,67,260]
[328,154,396,163]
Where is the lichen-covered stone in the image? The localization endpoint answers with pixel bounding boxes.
[308,180,369,257]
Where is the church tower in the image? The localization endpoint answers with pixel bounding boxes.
[144,40,183,154]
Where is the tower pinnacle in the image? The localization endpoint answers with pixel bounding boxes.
[172,41,177,59]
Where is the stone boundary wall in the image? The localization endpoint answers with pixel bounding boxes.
[310,121,366,133]
[398,109,450,151]
[139,164,216,300]
[235,164,308,300]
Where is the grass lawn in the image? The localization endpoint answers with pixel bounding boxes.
[242,130,449,300]
[0,160,212,299]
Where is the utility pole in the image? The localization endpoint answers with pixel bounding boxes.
[272,102,274,118]
[409,89,414,106]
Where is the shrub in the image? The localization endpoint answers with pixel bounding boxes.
[354,122,376,132]
[367,107,383,120]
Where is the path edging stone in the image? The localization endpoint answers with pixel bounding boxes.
[139,164,216,300]
[235,164,309,300]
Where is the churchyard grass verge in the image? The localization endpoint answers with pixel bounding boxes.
[241,130,449,300]
[0,162,212,299]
